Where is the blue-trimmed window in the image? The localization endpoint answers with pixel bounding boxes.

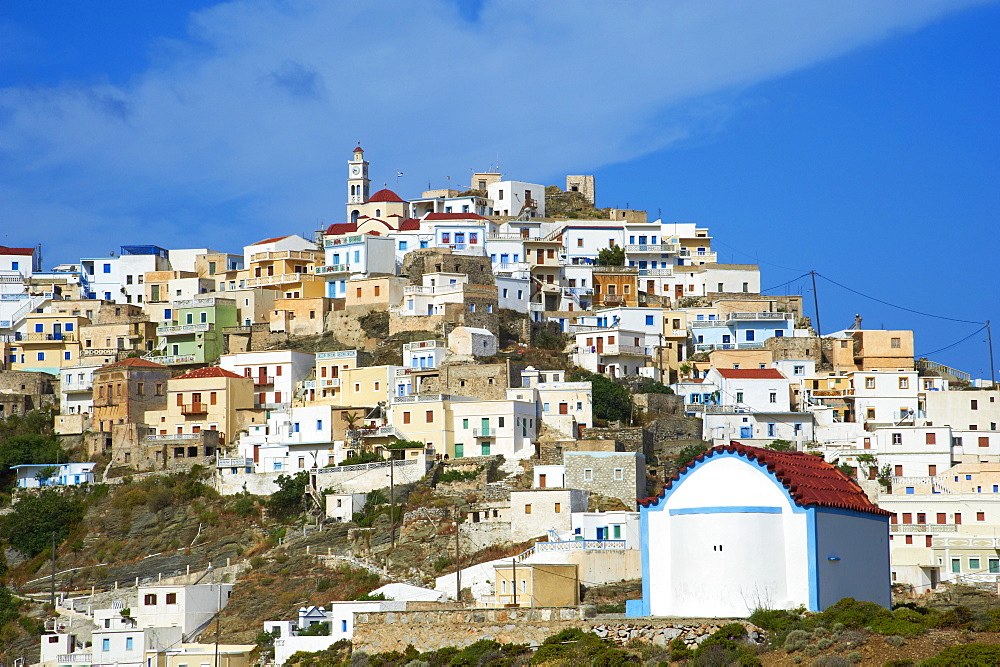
[36,352,45,361]
[34,323,43,333]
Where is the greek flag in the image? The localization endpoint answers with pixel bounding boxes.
[396,171,404,178]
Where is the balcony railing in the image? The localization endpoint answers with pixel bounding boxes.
[679,250,717,262]
[324,235,364,246]
[727,312,793,321]
[601,295,626,305]
[317,350,357,360]
[392,393,447,404]
[157,322,211,335]
[246,273,322,287]
[694,342,766,352]
[146,433,201,441]
[529,303,545,312]
[593,266,638,274]
[249,249,319,262]
[62,380,94,392]
[625,243,680,253]
[151,353,198,365]
[472,427,493,438]
[15,332,78,342]
[890,524,958,533]
[690,320,728,328]
[57,654,92,664]
[319,378,340,388]
[314,264,350,275]
[637,267,674,277]
[217,456,254,467]
[253,376,275,386]
[403,340,443,351]
[494,262,530,272]
[487,232,531,240]
[181,403,208,415]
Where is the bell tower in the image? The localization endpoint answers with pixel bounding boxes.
[347,145,370,206]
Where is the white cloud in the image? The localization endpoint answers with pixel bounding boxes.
[0,0,989,259]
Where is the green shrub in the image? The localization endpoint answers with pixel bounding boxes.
[668,637,692,661]
[692,623,760,665]
[869,616,925,636]
[884,635,906,647]
[815,597,892,629]
[928,605,975,629]
[750,607,807,647]
[437,467,481,484]
[250,556,266,569]
[784,629,812,653]
[921,643,1000,666]
[846,652,862,664]
[316,579,332,592]
[810,657,849,667]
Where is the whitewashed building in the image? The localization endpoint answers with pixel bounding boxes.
[629,443,891,618]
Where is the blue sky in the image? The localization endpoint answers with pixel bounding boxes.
[1,0,997,378]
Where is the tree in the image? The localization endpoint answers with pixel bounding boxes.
[674,443,710,469]
[266,472,309,520]
[596,245,625,266]
[636,378,673,395]
[0,434,64,472]
[766,439,795,451]
[0,489,85,557]
[567,370,632,424]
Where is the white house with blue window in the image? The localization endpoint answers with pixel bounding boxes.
[320,233,397,298]
[698,368,815,446]
[403,339,447,370]
[80,245,170,304]
[236,405,346,472]
[690,310,795,353]
[13,462,96,488]
[627,443,891,618]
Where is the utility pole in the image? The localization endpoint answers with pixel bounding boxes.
[512,557,517,607]
[987,321,996,389]
[810,271,823,337]
[50,531,56,609]
[454,517,461,604]
[214,578,221,667]
[389,457,395,549]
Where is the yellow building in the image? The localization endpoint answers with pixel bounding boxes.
[9,313,89,374]
[832,330,915,372]
[144,366,254,446]
[147,644,256,667]
[492,563,579,607]
[245,237,325,297]
[301,350,362,404]
[592,266,639,308]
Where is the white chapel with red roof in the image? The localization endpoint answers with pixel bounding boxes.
[627,443,891,618]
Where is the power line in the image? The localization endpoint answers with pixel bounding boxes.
[915,325,987,358]
[760,272,812,293]
[814,273,984,325]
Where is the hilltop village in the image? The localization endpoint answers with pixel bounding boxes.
[0,147,997,666]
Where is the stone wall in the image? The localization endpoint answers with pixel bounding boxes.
[216,460,427,496]
[401,250,496,288]
[765,336,832,368]
[416,361,523,400]
[458,521,511,552]
[633,393,684,418]
[351,607,764,654]
[563,452,644,510]
[581,427,652,458]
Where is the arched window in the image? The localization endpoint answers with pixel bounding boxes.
[351,210,360,225]
[375,208,381,218]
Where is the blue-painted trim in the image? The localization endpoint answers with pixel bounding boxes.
[640,449,805,515]
[638,504,651,616]
[813,505,890,523]
[669,506,782,515]
[807,507,819,612]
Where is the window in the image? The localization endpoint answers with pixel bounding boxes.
[524,504,531,515]
[126,637,134,650]
[769,392,777,403]
[103,638,111,651]
[991,559,1000,574]
[144,594,157,605]
[926,432,936,445]
[937,513,946,524]
[583,468,594,481]
[917,513,926,524]
[970,557,981,570]
[37,352,45,361]
[892,433,902,445]
[952,558,961,573]
[645,315,654,326]
[402,412,410,424]
[865,377,876,389]
[793,365,804,376]
[425,410,434,423]
[767,423,776,438]
[902,513,912,524]
[103,263,111,274]
[614,468,624,481]
[980,436,990,447]
[554,502,561,513]
[978,512,986,522]
[895,465,903,476]
[891,337,901,348]
[735,391,743,404]
[955,512,962,524]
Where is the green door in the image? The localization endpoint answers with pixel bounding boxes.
[454,443,464,458]
[481,442,491,456]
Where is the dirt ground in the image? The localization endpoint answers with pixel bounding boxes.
[758,630,1000,665]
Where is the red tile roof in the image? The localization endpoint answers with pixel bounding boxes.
[0,246,35,256]
[250,235,291,246]
[353,146,364,153]
[716,368,785,380]
[326,223,358,235]
[399,219,421,231]
[423,212,489,221]
[368,188,406,203]
[175,366,245,380]
[96,357,168,372]
[641,442,891,516]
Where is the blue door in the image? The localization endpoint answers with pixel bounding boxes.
[740,427,753,439]
[596,527,606,540]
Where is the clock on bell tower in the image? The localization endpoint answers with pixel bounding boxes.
[347,145,371,205]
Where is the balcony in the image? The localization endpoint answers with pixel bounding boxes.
[811,388,855,397]
[637,267,674,277]
[15,332,78,342]
[362,425,404,438]
[593,266,638,274]
[152,353,199,365]
[601,295,626,305]
[317,350,357,361]
[494,262,530,273]
[57,654,92,665]
[690,320,728,328]
[605,344,648,356]
[301,380,316,389]
[625,243,680,253]
[245,272,323,287]
[403,340,443,351]
[324,235,364,247]
[319,378,340,388]
[472,427,493,438]
[694,342,766,352]
[217,456,254,468]
[253,376,275,386]
[890,524,958,533]
[487,232,530,240]
[314,264,350,275]
[679,250,717,262]
[157,322,211,335]
[529,302,545,312]
[727,312,793,321]
[62,379,94,392]
[222,323,270,334]
[563,287,594,296]
[181,403,209,415]
[249,249,319,262]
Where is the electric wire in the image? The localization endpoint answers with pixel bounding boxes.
[915,325,988,358]
[814,272,984,325]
